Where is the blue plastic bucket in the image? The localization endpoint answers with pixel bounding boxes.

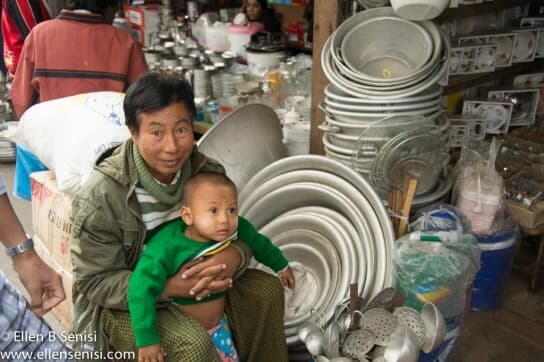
[14,143,48,201]
[419,314,463,362]
[471,231,517,311]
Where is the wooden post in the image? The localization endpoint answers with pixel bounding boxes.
[309,0,342,155]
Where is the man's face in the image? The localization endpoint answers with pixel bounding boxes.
[246,0,262,21]
[131,101,194,184]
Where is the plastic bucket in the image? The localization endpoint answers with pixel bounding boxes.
[419,314,463,362]
[471,230,517,311]
[14,143,48,200]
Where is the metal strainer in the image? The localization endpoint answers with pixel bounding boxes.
[362,308,399,346]
[363,287,398,312]
[392,307,426,347]
[341,328,375,361]
[367,345,387,360]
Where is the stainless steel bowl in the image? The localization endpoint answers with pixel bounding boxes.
[340,17,433,80]
[197,104,286,189]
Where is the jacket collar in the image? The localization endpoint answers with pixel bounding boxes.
[57,9,109,24]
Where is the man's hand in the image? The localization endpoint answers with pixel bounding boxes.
[138,344,165,362]
[12,250,66,316]
[164,247,242,300]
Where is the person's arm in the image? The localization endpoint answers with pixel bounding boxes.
[10,32,38,117]
[70,195,135,310]
[1,0,49,76]
[129,252,172,347]
[125,37,148,86]
[237,217,288,272]
[163,246,242,300]
[0,183,65,316]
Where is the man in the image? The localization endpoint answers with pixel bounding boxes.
[9,0,148,201]
[0,175,73,360]
[70,72,288,362]
[10,0,147,117]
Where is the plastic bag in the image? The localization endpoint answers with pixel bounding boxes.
[410,203,471,233]
[453,138,505,234]
[394,231,481,318]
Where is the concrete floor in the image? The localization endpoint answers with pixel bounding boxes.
[1,161,543,362]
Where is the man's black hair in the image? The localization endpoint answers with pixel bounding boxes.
[123,71,196,133]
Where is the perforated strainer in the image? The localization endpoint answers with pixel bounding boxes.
[367,345,387,360]
[341,329,375,360]
[362,308,399,346]
[363,287,398,312]
[392,307,426,347]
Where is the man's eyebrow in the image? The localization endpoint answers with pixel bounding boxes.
[177,118,191,125]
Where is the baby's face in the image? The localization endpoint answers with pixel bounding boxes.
[186,183,238,242]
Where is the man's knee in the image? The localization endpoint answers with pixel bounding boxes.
[241,269,284,303]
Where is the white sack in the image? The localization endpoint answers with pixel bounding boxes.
[7,92,130,194]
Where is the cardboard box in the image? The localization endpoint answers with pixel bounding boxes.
[124,4,161,30]
[34,235,73,330]
[30,171,73,273]
[128,24,156,48]
[505,199,544,230]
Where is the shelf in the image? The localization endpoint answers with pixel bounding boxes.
[444,59,544,94]
[437,0,530,22]
[285,41,312,53]
[269,2,308,7]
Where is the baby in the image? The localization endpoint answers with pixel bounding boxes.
[128,172,295,361]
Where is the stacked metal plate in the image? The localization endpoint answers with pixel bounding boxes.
[0,120,16,163]
[238,155,396,352]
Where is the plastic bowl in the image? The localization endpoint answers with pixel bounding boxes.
[390,0,450,21]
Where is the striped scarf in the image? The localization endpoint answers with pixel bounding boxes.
[133,146,191,235]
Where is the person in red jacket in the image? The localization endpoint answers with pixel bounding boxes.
[1,0,50,77]
[9,0,148,200]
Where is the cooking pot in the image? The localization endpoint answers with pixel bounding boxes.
[246,34,286,76]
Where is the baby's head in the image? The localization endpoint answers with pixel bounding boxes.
[181,172,239,242]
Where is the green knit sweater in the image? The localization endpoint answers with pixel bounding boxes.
[128,216,289,347]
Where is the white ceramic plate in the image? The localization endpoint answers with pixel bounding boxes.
[474,103,509,132]
[491,36,514,66]
[513,31,536,61]
[475,47,496,70]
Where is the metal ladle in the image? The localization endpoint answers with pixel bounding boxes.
[322,321,341,358]
[305,328,325,357]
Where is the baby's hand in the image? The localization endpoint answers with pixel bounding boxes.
[138,344,165,362]
[279,267,295,290]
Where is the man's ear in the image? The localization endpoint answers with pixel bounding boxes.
[180,206,193,225]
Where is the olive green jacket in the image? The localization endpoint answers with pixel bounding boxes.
[69,140,246,357]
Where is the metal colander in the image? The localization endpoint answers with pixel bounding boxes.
[341,328,375,360]
[367,345,387,360]
[363,287,398,311]
[393,307,426,347]
[362,308,399,346]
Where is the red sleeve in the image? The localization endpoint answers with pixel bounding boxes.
[10,32,37,118]
[1,0,49,76]
[126,40,148,87]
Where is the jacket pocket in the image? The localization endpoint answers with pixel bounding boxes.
[117,218,141,264]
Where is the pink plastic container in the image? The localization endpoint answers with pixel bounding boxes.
[227,22,264,57]
[457,189,502,234]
